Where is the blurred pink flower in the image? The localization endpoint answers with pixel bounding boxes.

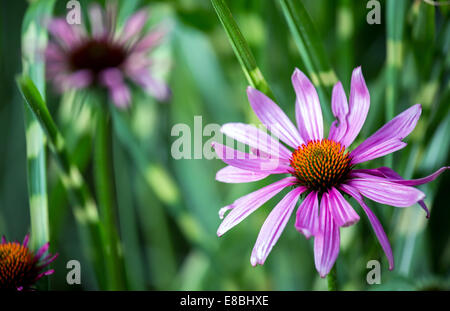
[213,66,449,277]
[45,3,170,108]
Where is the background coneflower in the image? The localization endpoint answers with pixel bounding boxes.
[0,235,57,291]
[45,2,171,108]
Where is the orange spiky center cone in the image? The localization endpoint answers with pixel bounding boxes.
[0,242,38,289]
[290,139,352,193]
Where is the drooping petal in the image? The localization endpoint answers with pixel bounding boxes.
[221,123,292,161]
[328,82,349,143]
[314,195,340,278]
[127,67,171,101]
[348,177,425,207]
[99,68,131,108]
[217,177,299,236]
[247,87,303,148]
[64,70,94,90]
[340,184,394,270]
[351,104,422,164]
[328,187,360,227]
[339,67,370,148]
[251,187,305,266]
[292,68,323,141]
[119,10,149,43]
[352,166,449,187]
[216,165,269,183]
[212,142,291,174]
[351,166,448,218]
[295,191,319,239]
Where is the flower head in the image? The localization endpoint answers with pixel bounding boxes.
[213,66,449,277]
[0,235,57,290]
[46,2,171,108]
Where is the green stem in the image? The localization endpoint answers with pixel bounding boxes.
[17,75,107,289]
[279,0,336,123]
[24,106,49,290]
[385,0,408,167]
[94,108,125,290]
[21,0,57,290]
[210,0,274,99]
[327,265,338,291]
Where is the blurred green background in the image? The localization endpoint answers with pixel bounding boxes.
[0,0,449,290]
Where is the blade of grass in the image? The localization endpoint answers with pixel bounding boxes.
[385,0,408,167]
[279,0,337,123]
[112,108,216,252]
[20,0,56,290]
[93,106,126,290]
[210,0,275,99]
[16,75,107,289]
[113,136,146,290]
[336,0,354,89]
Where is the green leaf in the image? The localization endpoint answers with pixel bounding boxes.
[279,0,337,123]
[20,0,56,290]
[211,0,274,99]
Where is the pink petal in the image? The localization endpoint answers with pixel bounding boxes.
[339,66,370,148]
[340,184,394,270]
[216,165,269,183]
[250,187,305,266]
[99,68,131,108]
[292,68,323,141]
[212,142,291,174]
[351,166,448,218]
[247,87,303,148]
[132,27,167,53]
[328,82,349,143]
[328,187,360,227]
[221,123,292,161]
[351,104,422,164]
[353,166,449,187]
[120,10,148,43]
[127,67,171,101]
[88,4,105,38]
[35,242,50,260]
[217,177,299,236]
[295,191,319,239]
[47,18,80,48]
[348,177,425,207]
[45,42,66,62]
[351,139,407,165]
[64,70,93,89]
[23,234,30,247]
[314,195,340,278]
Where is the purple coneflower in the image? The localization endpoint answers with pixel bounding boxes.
[45,3,170,108]
[213,66,449,277]
[0,235,57,290]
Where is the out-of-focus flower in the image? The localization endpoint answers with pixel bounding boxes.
[0,235,57,290]
[45,2,170,108]
[213,66,449,277]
